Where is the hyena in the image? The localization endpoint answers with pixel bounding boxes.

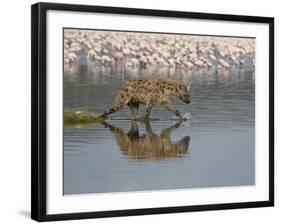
[102,120,190,159]
[100,80,191,120]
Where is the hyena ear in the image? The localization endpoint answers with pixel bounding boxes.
[177,83,184,91]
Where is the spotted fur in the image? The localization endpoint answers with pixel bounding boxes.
[100,79,191,120]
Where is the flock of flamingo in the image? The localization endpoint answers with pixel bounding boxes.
[64,29,255,71]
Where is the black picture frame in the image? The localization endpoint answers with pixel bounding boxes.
[31,2,274,222]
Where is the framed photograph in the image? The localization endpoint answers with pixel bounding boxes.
[31,2,274,222]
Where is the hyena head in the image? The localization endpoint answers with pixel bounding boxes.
[177,83,191,104]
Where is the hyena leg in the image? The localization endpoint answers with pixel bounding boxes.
[143,103,154,120]
[100,104,125,119]
[144,120,153,134]
[162,103,183,119]
[144,120,157,138]
[127,120,139,137]
[127,101,139,120]
[160,121,182,137]
[100,91,129,119]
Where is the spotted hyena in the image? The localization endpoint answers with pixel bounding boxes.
[100,79,191,120]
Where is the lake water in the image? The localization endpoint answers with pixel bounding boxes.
[63,65,255,195]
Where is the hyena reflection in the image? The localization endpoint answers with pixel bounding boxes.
[102,120,190,159]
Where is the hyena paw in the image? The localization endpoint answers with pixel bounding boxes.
[136,115,149,121]
[99,113,107,120]
[178,116,187,121]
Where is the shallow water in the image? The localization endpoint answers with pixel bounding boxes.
[64,65,255,195]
